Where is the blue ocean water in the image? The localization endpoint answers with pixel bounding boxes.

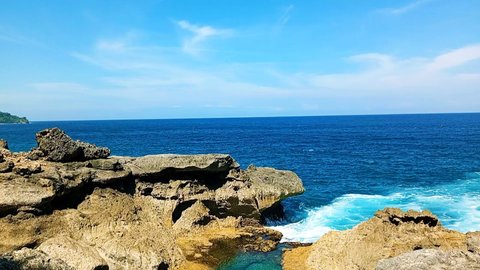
[1,113,480,269]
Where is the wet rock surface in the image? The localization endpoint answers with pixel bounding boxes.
[0,129,305,269]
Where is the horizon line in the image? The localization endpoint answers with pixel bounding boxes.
[28,111,480,122]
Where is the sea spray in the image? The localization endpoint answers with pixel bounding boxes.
[270,172,480,243]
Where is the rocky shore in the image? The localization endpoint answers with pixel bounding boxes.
[0,128,304,269]
[283,208,480,269]
[1,128,479,270]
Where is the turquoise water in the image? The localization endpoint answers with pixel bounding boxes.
[1,113,480,269]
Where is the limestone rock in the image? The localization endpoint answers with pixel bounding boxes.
[283,208,469,270]
[36,236,108,270]
[0,175,56,215]
[0,128,306,270]
[0,161,13,173]
[127,154,239,180]
[242,166,305,211]
[173,201,213,231]
[376,249,480,270]
[35,128,110,162]
[2,248,74,270]
[0,139,8,150]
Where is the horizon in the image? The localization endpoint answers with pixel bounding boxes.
[13,111,480,123]
[1,0,479,120]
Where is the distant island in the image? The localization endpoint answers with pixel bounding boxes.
[0,111,29,124]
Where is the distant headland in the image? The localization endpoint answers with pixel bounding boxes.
[0,111,29,124]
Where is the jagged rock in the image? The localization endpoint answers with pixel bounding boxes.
[0,139,8,150]
[0,128,305,269]
[88,158,123,171]
[0,153,4,163]
[283,208,469,270]
[12,163,42,176]
[2,248,74,270]
[241,166,305,211]
[35,236,108,270]
[35,128,110,162]
[376,249,480,270]
[0,161,13,173]
[173,201,213,231]
[468,232,480,253]
[26,149,44,161]
[127,154,239,180]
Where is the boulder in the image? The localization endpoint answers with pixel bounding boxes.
[283,208,469,270]
[34,128,110,162]
[241,166,305,211]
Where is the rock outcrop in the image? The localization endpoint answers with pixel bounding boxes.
[0,128,305,269]
[283,208,479,270]
[33,128,110,162]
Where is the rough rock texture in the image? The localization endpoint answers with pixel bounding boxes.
[376,248,480,270]
[34,128,110,162]
[283,208,476,270]
[0,129,305,269]
[0,139,8,150]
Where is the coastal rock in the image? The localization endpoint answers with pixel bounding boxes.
[0,128,305,269]
[0,139,8,150]
[283,208,470,270]
[376,248,480,270]
[0,161,13,173]
[34,128,110,162]
[126,154,239,180]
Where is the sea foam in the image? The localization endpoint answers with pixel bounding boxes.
[270,172,480,243]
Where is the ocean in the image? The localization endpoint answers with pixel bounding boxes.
[1,113,480,269]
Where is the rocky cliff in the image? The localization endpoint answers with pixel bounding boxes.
[283,208,480,270]
[0,128,305,270]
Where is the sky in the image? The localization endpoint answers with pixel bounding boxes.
[0,0,479,121]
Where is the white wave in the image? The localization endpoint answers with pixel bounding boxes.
[270,174,480,243]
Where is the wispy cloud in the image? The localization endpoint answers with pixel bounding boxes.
[0,26,40,46]
[426,44,480,71]
[378,0,431,15]
[275,4,294,32]
[176,20,232,55]
[68,35,480,117]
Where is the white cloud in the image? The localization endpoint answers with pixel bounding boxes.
[176,20,232,55]
[426,44,480,71]
[379,0,431,15]
[64,34,480,119]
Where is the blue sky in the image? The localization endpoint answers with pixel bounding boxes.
[0,0,479,120]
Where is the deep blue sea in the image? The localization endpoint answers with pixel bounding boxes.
[1,113,480,269]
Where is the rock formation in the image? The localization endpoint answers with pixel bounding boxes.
[283,208,480,270]
[0,128,304,269]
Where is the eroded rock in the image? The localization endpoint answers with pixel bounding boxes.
[283,208,470,270]
[0,128,305,269]
[376,249,480,270]
[0,139,8,150]
[34,128,110,162]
